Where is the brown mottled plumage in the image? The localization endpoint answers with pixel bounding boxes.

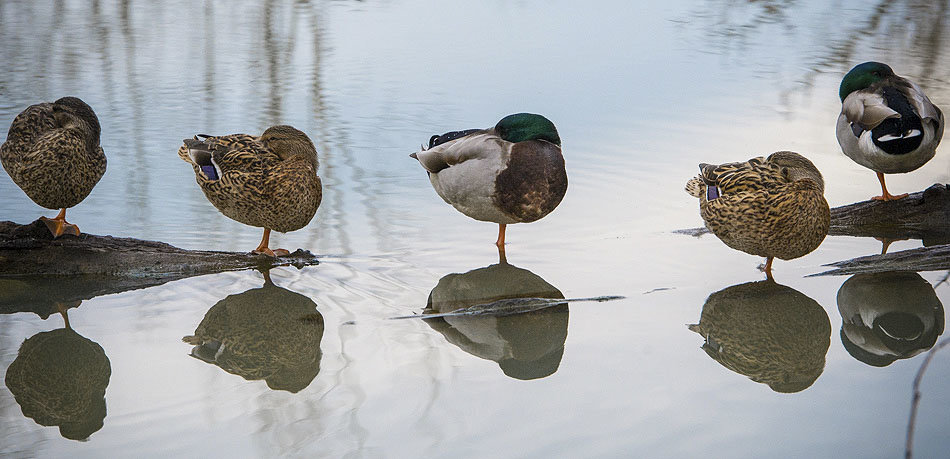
[0,97,106,237]
[685,151,830,278]
[688,280,831,393]
[182,277,324,393]
[5,327,112,440]
[178,125,322,256]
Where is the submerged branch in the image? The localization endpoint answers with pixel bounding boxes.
[389,295,625,321]
[906,337,950,459]
[812,244,950,276]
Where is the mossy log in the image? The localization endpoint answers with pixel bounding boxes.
[0,219,318,317]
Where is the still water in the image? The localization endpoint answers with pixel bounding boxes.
[2,0,950,457]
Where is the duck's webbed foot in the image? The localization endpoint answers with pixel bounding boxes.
[41,208,80,238]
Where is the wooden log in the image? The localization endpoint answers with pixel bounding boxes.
[0,219,318,317]
[677,184,950,243]
[829,183,950,244]
[812,244,950,276]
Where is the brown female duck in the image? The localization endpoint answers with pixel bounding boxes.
[685,151,830,279]
[1,97,107,237]
[178,125,322,257]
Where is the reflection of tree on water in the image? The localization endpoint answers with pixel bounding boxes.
[423,263,568,381]
[837,272,944,367]
[685,0,950,100]
[4,311,111,441]
[183,272,324,393]
[689,280,831,393]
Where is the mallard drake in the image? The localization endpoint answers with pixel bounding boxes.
[410,113,567,249]
[836,62,944,201]
[0,97,106,237]
[685,151,830,279]
[178,125,322,257]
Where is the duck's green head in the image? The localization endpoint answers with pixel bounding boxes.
[839,62,895,101]
[494,113,560,146]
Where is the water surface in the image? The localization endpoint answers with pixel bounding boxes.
[2,0,950,457]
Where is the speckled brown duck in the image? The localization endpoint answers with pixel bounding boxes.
[411,113,567,249]
[182,273,324,393]
[685,151,830,279]
[0,96,107,237]
[178,125,322,257]
[688,280,831,393]
[5,324,112,440]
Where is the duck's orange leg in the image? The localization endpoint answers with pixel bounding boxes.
[763,256,774,281]
[872,172,908,201]
[495,224,507,248]
[252,228,289,257]
[40,208,80,238]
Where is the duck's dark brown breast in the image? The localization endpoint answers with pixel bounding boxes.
[494,140,567,223]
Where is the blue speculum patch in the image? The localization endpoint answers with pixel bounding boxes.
[201,165,219,180]
[706,185,719,200]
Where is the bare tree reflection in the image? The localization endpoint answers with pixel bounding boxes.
[685,0,950,100]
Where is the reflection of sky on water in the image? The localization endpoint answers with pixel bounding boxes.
[1,0,949,457]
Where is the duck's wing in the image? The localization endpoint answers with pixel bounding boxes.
[698,156,782,195]
[180,134,267,182]
[903,80,944,124]
[412,131,501,173]
[841,90,901,130]
[1,104,57,169]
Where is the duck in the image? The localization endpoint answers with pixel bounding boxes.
[182,270,324,393]
[688,280,831,393]
[685,151,830,279]
[4,309,111,441]
[836,61,944,201]
[178,125,322,257]
[0,96,107,237]
[410,113,567,249]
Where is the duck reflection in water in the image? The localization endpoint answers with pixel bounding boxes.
[422,255,568,381]
[837,272,944,367]
[183,270,324,393]
[689,280,831,393]
[4,307,111,441]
